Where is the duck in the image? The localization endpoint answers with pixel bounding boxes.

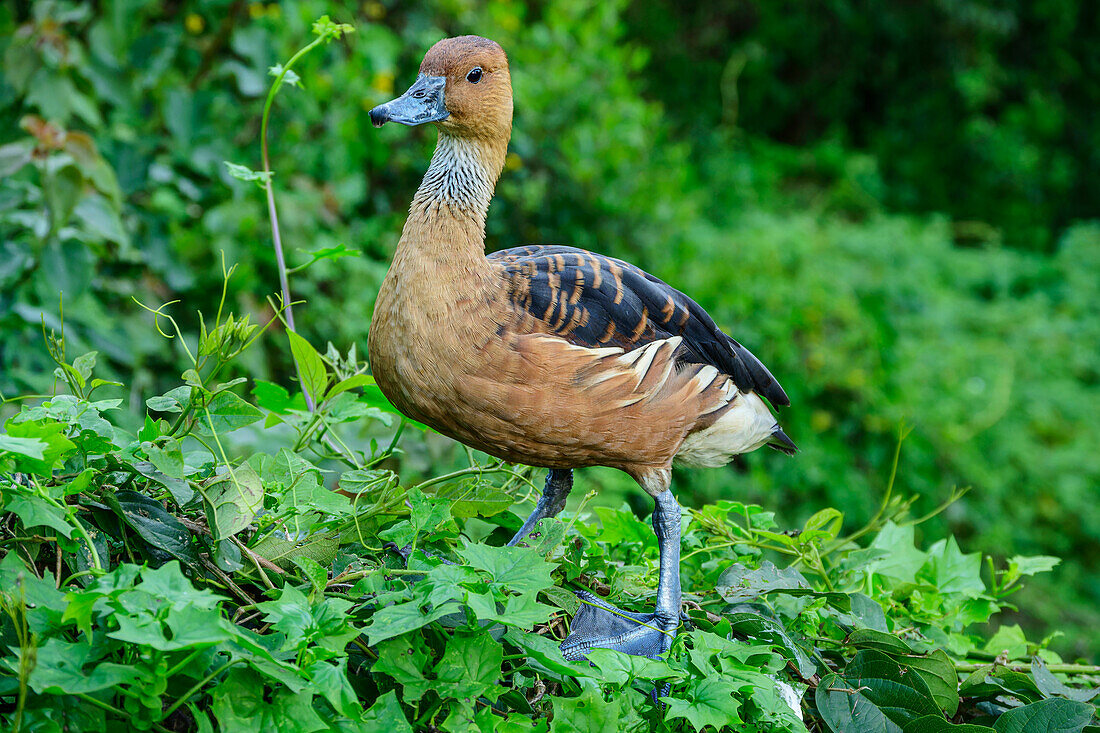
[367,35,795,661]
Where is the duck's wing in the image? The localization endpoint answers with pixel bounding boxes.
[488,245,789,408]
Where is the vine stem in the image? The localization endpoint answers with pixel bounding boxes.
[954,662,1100,674]
[259,33,329,412]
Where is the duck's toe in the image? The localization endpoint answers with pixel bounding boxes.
[560,590,678,661]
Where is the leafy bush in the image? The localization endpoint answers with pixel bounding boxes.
[2,311,1097,730]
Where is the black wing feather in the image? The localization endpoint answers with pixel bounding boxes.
[489,245,790,407]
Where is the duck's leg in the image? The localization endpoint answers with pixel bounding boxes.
[507,468,573,546]
[560,480,682,661]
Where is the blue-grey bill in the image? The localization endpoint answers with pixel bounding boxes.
[369,74,450,127]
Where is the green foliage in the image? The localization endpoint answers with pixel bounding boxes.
[0,317,1097,730]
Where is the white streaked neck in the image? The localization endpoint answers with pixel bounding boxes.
[410,133,497,223]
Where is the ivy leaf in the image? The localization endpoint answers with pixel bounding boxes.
[362,690,413,732]
[268,64,301,88]
[433,632,505,702]
[133,459,193,505]
[2,418,76,475]
[311,15,354,41]
[716,560,810,603]
[553,685,639,733]
[585,647,679,685]
[1030,658,1100,703]
[366,598,463,645]
[456,540,556,596]
[663,677,743,732]
[0,434,47,459]
[4,494,74,537]
[373,638,434,702]
[24,638,140,694]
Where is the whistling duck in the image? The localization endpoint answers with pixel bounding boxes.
[367,36,794,661]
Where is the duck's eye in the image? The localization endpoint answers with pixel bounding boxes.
[466,67,483,84]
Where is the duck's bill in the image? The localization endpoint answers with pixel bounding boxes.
[369,74,450,127]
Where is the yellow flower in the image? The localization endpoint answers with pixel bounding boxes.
[363,1,385,20]
[372,71,395,95]
[811,410,834,432]
[184,13,205,34]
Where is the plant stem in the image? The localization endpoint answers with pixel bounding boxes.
[162,659,242,719]
[954,661,1100,674]
[259,35,328,413]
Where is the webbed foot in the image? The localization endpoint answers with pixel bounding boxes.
[560,590,678,661]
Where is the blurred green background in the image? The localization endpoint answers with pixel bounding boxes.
[1,0,1097,658]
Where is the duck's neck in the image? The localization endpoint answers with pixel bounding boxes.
[400,131,508,266]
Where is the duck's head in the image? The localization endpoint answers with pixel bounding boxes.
[369,35,512,140]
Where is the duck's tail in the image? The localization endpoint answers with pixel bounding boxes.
[767,426,798,456]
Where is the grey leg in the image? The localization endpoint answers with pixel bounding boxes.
[560,490,683,660]
[507,468,573,547]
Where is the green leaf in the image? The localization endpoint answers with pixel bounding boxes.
[366,598,463,645]
[841,650,942,728]
[847,629,919,656]
[903,716,994,733]
[362,690,413,732]
[923,536,985,598]
[338,468,397,495]
[430,478,515,518]
[202,464,264,540]
[268,64,302,88]
[716,560,810,603]
[816,671,900,733]
[25,638,139,694]
[291,243,361,277]
[2,418,77,475]
[663,677,743,732]
[0,435,47,459]
[901,650,961,716]
[291,555,328,597]
[373,638,434,702]
[4,494,74,537]
[287,330,329,406]
[992,698,1095,733]
[585,647,679,685]
[105,489,200,566]
[311,15,354,41]
[144,437,184,479]
[198,389,263,435]
[253,380,304,414]
[223,161,273,187]
[1031,658,1100,703]
[553,685,639,733]
[45,164,84,231]
[251,531,340,570]
[983,624,1029,660]
[725,611,817,679]
[147,386,191,413]
[433,632,505,701]
[457,540,556,595]
[133,459,193,505]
